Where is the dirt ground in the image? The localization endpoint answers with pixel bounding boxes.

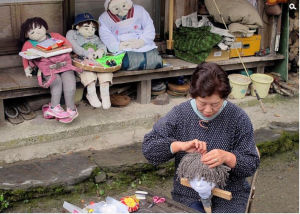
[6,148,299,213]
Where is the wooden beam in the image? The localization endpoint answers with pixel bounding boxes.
[63,0,75,35]
[137,80,151,104]
[167,0,174,50]
[180,178,232,201]
[0,99,4,123]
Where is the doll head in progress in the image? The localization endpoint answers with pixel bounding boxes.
[177,153,230,199]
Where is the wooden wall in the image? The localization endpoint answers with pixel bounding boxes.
[0,0,64,55]
[164,0,198,33]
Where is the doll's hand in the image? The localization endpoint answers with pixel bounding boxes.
[94,49,105,59]
[24,67,33,77]
[88,52,95,60]
[128,39,145,49]
[119,41,131,51]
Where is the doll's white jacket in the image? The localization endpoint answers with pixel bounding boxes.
[99,4,157,53]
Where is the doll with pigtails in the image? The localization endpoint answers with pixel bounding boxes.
[20,17,82,123]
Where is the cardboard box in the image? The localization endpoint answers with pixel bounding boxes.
[205,48,230,62]
[230,35,261,58]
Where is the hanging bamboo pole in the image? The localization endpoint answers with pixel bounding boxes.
[167,0,174,51]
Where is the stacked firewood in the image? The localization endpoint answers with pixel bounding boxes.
[289,10,299,72]
[269,73,298,97]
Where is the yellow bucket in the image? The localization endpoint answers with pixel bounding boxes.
[228,74,251,99]
[250,73,274,98]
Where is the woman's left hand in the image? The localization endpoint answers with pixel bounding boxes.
[201,149,224,168]
[201,149,235,168]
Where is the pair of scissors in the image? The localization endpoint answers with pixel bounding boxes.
[148,196,166,208]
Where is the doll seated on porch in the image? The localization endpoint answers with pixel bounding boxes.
[99,0,163,71]
[66,13,112,109]
[20,17,81,123]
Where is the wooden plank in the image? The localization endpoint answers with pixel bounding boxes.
[114,55,284,78]
[137,80,151,104]
[180,178,232,201]
[0,54,22,69]
[0,88,49,99]
[0,71,19,91]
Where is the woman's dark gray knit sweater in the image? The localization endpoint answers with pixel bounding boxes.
[142,100,260,213]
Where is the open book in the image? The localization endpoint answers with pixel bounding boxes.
[19,45,72,59]
[36,38,64,51]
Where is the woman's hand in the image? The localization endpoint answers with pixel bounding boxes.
[201,149,237,169]
[171,140,207,154]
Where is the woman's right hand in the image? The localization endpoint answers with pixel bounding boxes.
[171,140,207,154]
[183,139,207,154]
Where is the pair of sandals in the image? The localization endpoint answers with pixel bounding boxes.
[4,102,36,124]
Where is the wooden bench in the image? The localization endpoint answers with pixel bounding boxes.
[0,54,284,123]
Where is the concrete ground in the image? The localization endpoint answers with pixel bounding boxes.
[0,93,299,213]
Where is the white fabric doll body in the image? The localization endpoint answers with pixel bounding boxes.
[99,0,162,70]
[99,3,157,53]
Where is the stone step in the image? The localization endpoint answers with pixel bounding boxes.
[0,95,297,165]
[0,101,162,164]
[0,124,151,164]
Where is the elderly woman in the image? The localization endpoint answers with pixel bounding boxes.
[142,62,260,213]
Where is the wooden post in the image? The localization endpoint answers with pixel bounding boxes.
[167,0,174,51]
[257,65,265,73]
[0,99,5,123]
[137,80,151,104]
[270,16,277,54]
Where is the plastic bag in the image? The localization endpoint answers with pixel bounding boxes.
[63,197,129,213]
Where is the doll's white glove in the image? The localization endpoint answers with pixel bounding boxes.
[24,67,33,77]
[93,49,105,59]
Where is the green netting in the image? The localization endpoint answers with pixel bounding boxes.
[174,26,222,64]
[95,53,125,68]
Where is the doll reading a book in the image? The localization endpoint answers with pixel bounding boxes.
[66,13,112,109]
[20,17,82,123]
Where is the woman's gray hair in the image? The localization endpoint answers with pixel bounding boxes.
[104,0,133,11]
[177,153,230,188]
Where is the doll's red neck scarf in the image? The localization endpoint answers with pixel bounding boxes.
[107,7,134,23]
